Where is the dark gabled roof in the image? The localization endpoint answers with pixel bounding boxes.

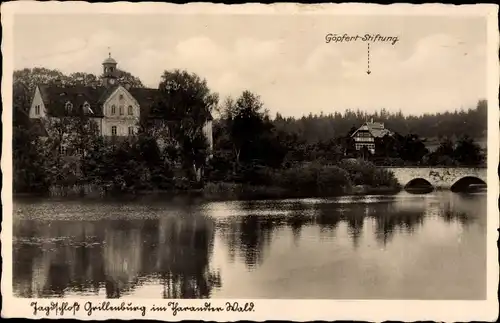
[38,84,110,117]
[127,87,161,117]
[37,84,213,121]
[351,121,393,138]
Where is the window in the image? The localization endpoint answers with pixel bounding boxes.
[60,146,67,156]
[119,94,124,100]
[119,105,124,115]
[111,126,117,136]
[128,105,133,115]
[128,126,134,136]
[111,105,116,115]
[65,101,73,112]
[34,105,40,115]
[83,102,91,114]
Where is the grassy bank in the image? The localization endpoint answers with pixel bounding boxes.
[17,159,401,201]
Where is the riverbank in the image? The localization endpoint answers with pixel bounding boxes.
[14,182,402,202]
[14,160,403,201]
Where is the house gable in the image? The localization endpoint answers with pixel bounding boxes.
[102,85,141,118]
[351,122,392,138]
[29,86,47,119]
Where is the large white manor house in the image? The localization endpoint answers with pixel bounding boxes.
[28,54,213,149]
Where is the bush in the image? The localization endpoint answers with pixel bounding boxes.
[338,158,399,188]
[273,162,351,194]
[316,165,351,194]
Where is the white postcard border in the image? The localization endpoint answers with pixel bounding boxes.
[1,2,499,321]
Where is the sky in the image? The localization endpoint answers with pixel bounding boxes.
[13,13,487,118]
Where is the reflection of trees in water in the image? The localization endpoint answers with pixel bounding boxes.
[13,220,107,298]
[13,211,220,299]
[439,194,484,226]
[219,199,430,268]
[103,220,144,298]
[315,202,425,247]
[219,201,314,267]
[157,210,221,298]
[286,203,312,244]
[440,203,474,226]
[369,203,425,246]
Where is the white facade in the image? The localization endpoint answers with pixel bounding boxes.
[101,85,140,137]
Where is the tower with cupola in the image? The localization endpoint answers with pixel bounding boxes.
[102,52,118,87]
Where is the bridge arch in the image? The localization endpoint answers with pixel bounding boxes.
[450,176,487,193]
[384,167,487,190]
[404,178,434,194]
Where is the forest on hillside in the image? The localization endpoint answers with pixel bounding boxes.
[272,100,487,143]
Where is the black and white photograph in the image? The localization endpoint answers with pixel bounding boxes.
[2,2,498,321]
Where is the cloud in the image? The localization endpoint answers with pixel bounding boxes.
[13,16,487,118]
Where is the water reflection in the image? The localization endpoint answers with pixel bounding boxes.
[13,191,486,299]
[13,207,221,298]
[215,197,430,263]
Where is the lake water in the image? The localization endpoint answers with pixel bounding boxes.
[12,191,486,300]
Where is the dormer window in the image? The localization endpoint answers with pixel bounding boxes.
[83,102,93,114]
[65,101,73,112]
[111,105,116,115]
[34,105,40,115]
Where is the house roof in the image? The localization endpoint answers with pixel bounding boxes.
[351,121,393,138]
[38,84,110,117]
[36,84,213,121]
[127,87,162,117]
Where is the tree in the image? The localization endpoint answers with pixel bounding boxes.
[13,67,67,92]
[423,138,457,166]
[112,69,145,88]
[227,91,268,167]
[453,135,485,166]
[396,133,429,164]
[41,109,100,188]
[270,100,487,144]
[374,134,399,158]
[435,138,455,157]
[13,67,145,93]
[154,69,218,184]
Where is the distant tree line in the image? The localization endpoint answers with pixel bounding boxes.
[273,99,487,143]
[12,67,487,196]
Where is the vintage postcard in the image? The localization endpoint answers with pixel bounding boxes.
[1,1,499,321]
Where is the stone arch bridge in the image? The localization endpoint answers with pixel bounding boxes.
[382,167,487,190]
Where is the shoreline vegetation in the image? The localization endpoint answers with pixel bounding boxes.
[15,159,403,201]
[13,68,487,201]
